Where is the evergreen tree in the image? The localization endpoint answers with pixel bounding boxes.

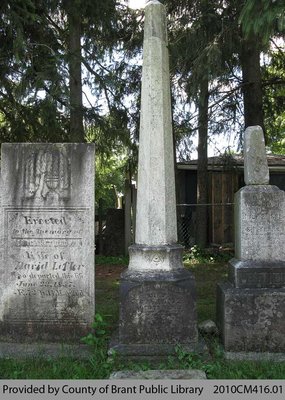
[0,0,69,142]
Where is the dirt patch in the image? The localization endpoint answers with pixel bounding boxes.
[96,264,126,280]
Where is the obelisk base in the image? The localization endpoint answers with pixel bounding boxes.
[111,245,200,360]
[128,244,185,271]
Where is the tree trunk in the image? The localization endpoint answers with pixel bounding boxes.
[240,35,265,140]
[67,8,84,142]
[196,77,209,248]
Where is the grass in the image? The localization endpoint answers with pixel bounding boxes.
[0,358,100,379]
[0,249,284,379]
[95,255,129,265]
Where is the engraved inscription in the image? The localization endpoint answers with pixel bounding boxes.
[127,284,196,343]
[239,191,285,260]
[5,208,90,320]
[239,271,285,288]
[7,210,85,247]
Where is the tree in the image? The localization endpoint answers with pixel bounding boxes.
[240,33,265,134]
[263,49,285,153]
[239,0,285,43]
[0,0,69,142]
[65,0,84,141]
[95,155,127,210]
[167,0,228,247]
[0,0,140,148]
[239,0,285,142]
[1,0,283,223]
[196,76,209,247]
[165,0,283,245]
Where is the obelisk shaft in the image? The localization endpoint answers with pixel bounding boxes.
[135,0,177,246]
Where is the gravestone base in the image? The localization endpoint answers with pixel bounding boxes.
[228,258,285,288]
[217,282,285,352]
[224,351,285,362]
[111,266,200,359]
[109,340,207,362]
[0,341,93,359]
[0,321,91,343]
[110,369,207,379]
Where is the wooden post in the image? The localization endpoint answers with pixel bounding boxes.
[131,183,137,243]
[124,179,132,255]
[98,198,104,255]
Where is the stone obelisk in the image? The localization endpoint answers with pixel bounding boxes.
[217,126,285,357]
[113,0,198,358]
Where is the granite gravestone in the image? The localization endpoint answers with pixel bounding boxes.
[217,126,285,354]
[111,0,198,358]
[0,143,95,342]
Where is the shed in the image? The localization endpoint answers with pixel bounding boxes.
[176,154,285,246]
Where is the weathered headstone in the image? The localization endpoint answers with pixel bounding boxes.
[217,126,285,355]
[0,143,95,342]
[111,0,198,358]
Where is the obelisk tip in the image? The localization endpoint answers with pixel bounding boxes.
[145,0,162,6]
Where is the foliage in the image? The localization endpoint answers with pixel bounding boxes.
[0,0,141,147]
[165,343,285,379]
[166,0,285,160]
[263,49,285,153]
[95,152,129,210]
[1,0,283,161]
[1,345,285,379]
[167,0,231,159]
[239,0,285,42]
[0,1,70,142]
[80,313,117,377]
[183,245,233,265]
[82,314,109,345]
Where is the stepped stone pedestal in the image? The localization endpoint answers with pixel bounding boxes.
[217,126,285,354]
[111,1,198,358]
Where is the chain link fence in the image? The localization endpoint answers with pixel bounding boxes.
[177,205,196,248]
[96,203,235,255]
[177,203,235,248]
